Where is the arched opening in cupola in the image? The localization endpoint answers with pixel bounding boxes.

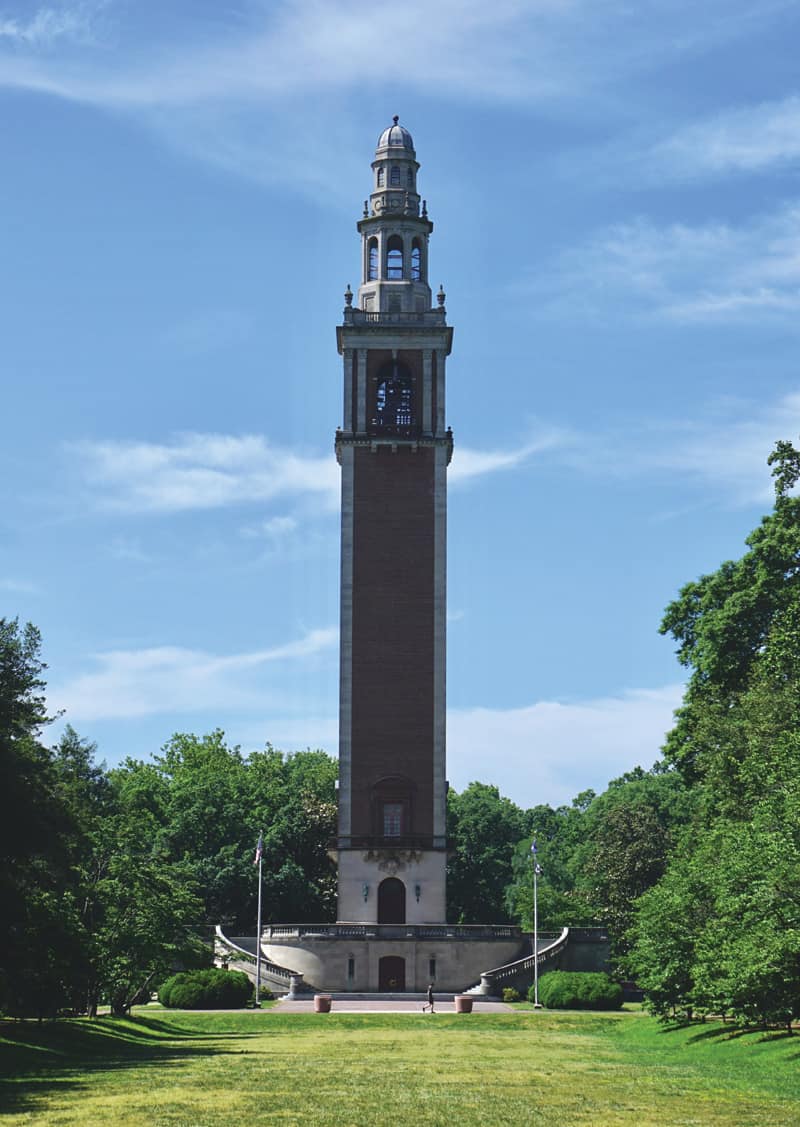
[386,235,404,280]
[377,166,384,187]
[367,238,379,281]
[411,240,422,281]
[390,165,401,186]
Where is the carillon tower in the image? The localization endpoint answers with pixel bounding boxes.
[335,118,453,925]
[241,119,524,992]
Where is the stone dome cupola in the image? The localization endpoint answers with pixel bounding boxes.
[368,116,423,214]
[355,117,435,316]
[376,116,415,155]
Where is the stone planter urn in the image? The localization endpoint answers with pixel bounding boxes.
[454,995,473,1014]
[314,994,332,1013]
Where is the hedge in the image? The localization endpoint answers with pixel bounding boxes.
[533,971,623,1011]
[159,968,253,1009]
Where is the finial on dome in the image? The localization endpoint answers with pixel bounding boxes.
[377,117,414,152]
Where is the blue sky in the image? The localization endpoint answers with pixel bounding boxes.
[2,0,800,806]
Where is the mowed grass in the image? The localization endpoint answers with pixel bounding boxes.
[2,1008,799,1126]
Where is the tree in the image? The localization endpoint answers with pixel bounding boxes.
[660,438,800,784]
[627,844,713,1020]
[630,438,800,1023]
[140,732,337,930]
[0,619,81,1017]
[505,797,596,931]
[574,768,693,963]
[447,782,533,924]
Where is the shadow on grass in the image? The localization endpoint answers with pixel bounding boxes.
[654,1020,797,1047]
[0,1014,261,1117]
[685,1025,743,1044]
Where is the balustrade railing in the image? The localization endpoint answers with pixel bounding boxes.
[260,923,521,941]
[344,309,446,327]
[477,927,570,988]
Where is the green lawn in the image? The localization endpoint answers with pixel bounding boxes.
[1,1009,798,1125]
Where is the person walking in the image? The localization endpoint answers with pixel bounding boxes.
[422,983,435,1013]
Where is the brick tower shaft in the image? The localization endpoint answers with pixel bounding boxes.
[334,118,453,925]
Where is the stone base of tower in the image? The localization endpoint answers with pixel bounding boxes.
[259,925,524,994]
[336,848,446,925]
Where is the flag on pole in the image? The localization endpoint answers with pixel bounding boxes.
[534,863,543,876]
[530,839,538,854]
[254,832,263,866]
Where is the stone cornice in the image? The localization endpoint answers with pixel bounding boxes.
[335,431,454,466]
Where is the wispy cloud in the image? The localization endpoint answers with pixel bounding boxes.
[448,684,684,808]
[634,392,800,505]
[0,1,792,187]
[550,389,800,506]
[50,626,338,721]
[0,3,104,48]
[0,2,556,108]
[240,515,298,541]
[527,202,800,325]
[70,433,339,514]
[451,429,571,485]
[647,95,800,181]
[70,429,568,515]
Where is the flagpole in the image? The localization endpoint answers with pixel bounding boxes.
[255,832,263,1007]
[531,838,542,1009]
[533,854,539,1007]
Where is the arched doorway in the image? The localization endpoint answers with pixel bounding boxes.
[379,955,405,991]
[378,877,406,924]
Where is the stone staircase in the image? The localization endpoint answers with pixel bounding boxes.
[466,927,570,996]
[214,925,304,996]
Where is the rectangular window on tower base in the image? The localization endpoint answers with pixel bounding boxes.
[382,802,403,837]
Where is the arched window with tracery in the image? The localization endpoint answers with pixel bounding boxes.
[367,237,379,281]
[371,361,415,435]
[386,235,403,279]
[411,240,422,281]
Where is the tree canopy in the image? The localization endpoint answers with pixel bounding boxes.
[628,438,800,1027]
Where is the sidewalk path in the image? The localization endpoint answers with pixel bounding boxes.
[275,998,513,1014]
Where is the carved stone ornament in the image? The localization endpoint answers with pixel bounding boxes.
[362,849,423,874]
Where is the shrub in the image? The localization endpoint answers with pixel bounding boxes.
[159,968,253,1009]
[502,987,521,1003]
[533,971,623,1011]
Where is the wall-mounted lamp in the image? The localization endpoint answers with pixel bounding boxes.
[414,883,421,902]
[362,883,370,903]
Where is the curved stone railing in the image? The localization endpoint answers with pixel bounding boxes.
[214,926,303,994]
[467,927,570,996]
